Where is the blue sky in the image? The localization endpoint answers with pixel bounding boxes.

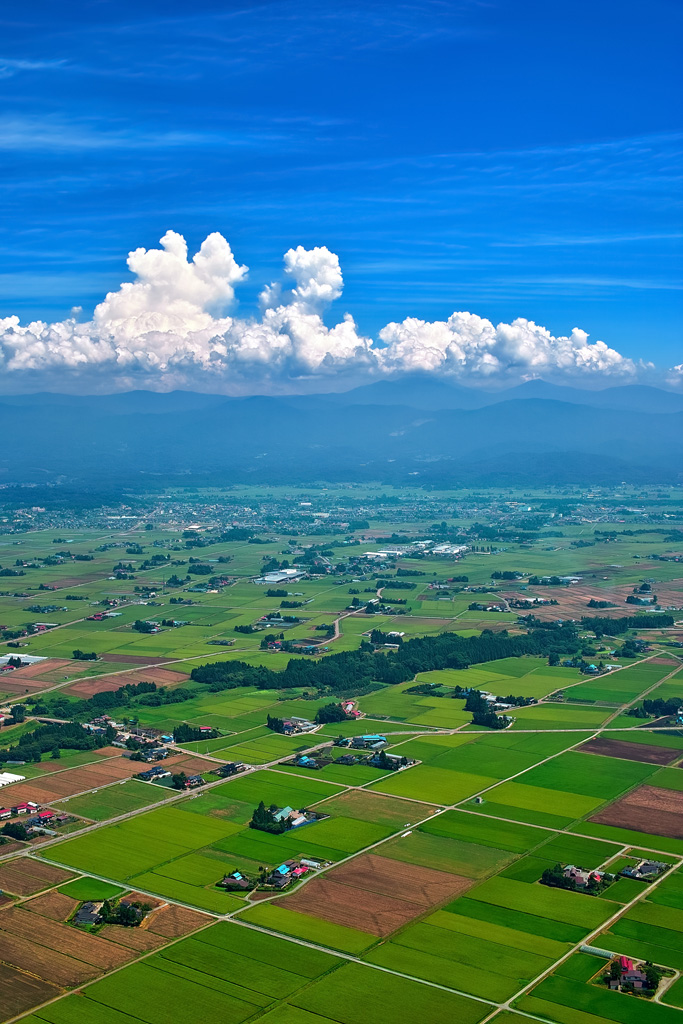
[0,0,681,392]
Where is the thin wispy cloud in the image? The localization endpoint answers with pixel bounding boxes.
[0,116,286,152]
[0,57,67,79]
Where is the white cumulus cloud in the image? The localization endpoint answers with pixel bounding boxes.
[0,230,670,393]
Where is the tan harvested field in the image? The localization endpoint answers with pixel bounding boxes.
[66,665,189,697]
[0,962,58,1020]
[25,890,79,921]
[281,855,471,937]
[580,737,681,765]
[147,903,212,937]
[590,784,683,839]
[1,906,134,969]
[0,859,73,896]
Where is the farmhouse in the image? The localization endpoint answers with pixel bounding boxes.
[219,870,252,891]
[609,957,649,991]
[73,901,103,925]
[184,775,205,788]
[12,801,38,815]
[622,858,668,880]
[214,762,246,778]
[563,864,604,887]
[349,734,388,750]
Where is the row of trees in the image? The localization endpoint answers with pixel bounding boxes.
[192,621,582,698]
[0,721,110,765]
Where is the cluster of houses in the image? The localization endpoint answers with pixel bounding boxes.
[280,716,317,736]
[220,855,323,893]
[363,542,467,561]
[135,764,205,788]
[87,715,174,752]
[294,736,415,773]
[337,733,388,751]
[0,801,55,826]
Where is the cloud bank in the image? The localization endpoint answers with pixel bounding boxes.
[0,230,668,394]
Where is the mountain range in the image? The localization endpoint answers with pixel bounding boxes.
[1,378,681,489]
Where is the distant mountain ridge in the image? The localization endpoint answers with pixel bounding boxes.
[1,380,681,487]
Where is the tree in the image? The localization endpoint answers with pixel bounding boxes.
[250,800,288,834]
[171,772,187,789]
[11,704,26,723]
[548,652,560,666]
[644,963,661,990]
[1,822,29,841]
[51,746,61,759]
[315,703,349,725]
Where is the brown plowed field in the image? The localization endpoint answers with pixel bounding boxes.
[281,877,420,935]
[281,855,471,937]
[1,659,71,679]
[0,963,58,1019]
[0,931,99,987]
[98,924,167,951]
[0,660,73,694]
[590,784,683,839]
[329,853,467,905]
[508,576,683,622]
[147,903,212,937]
[580,737,681,765]
[1,752,186,806]
[25,890,79,921]
[0,859,73,896]
[66,665,188,697]
[172,756,219,775]
[123,891,163,907]
[1,906,133,969]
